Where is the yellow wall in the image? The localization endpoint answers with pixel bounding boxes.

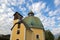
[10,19,45,40]
[25,28,45,40]
[13,19,19,24]
[31,28,45,40]
[10,19,26,40]
[26,29,33,40]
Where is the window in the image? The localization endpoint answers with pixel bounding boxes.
[17,30,20,34]
[36,35,39,39]
[16,39,19,40]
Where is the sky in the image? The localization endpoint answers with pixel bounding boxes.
[0,0,60,35]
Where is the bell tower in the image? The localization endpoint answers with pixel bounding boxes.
[11,12,23,30]
[10,12,24,40]
[13,12,23,24]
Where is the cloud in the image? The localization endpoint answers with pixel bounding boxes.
[45,7,50,12]
[8,0,25,5]
[57,17,60,20]
[54,0,60,6]
[43,17,56,28]
[48,9,60,17]
[0,10,14,35]
[0,0,15,35]
[29,2,46,12]
[51,27,60,35]
[28,2,56,28]
[0,0,26,35]
[0,0,60,36]
[28,1,60,36]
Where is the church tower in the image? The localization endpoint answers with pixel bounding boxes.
[10,12,26,40]
[10,11,45,40]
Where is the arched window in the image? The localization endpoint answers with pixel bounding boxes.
[17,30,20,34]
[16,39,19,40]
[36,35,39,39]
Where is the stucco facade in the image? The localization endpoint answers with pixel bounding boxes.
[10,12,45,40]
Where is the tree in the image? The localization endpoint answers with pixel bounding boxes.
[0,34,10,40]
[57,36,60,40]
[45,30,54,40]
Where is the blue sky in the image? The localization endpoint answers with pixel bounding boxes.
[0,0,60,35]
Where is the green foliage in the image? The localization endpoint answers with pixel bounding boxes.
[57,36,60,40]
[45,30,54,40]
[0,34,10,40]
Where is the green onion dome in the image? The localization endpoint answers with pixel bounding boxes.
[23,16,44,29]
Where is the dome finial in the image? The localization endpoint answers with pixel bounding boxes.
[28,10,34,16]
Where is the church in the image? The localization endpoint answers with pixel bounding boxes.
[10,11,45,40]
